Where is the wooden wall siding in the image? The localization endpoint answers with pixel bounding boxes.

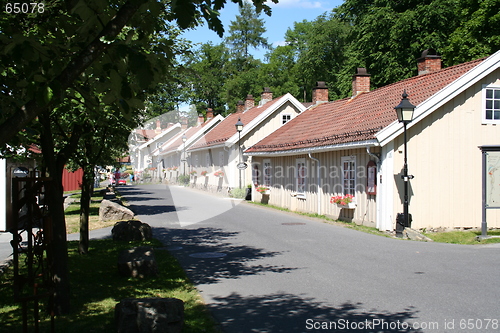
[392,69,500,229]
[252,148,379,227]
[62,168,83,192]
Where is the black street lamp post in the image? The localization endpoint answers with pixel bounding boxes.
[235,118,244,189]
[394,90,415,232]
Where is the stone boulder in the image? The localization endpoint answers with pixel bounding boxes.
[115,297,184,333]
[99,199,134,221]
[112,220,152,242]
[117,246,158,278]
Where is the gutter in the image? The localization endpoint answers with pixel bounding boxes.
[308,153,321,215]
[245,139,379,157]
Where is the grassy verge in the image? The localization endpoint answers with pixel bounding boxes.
[64,189,116,234]
[0,188,219,332]
[423,229,500,244]
[0,239,219,332]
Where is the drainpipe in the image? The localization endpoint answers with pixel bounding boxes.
[308,153,321,215]
[366,146,380,164]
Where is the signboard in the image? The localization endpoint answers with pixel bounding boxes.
[479,145,500,238]
[486,151,500,208]
[237,162,247,170]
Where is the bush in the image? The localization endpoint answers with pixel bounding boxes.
[230,187,247,199]
[177,175,190,186]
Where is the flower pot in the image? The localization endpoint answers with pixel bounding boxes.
[337,202,356,209]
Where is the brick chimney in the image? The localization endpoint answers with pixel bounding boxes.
[352,68,371,97]
[197,113,204,126]
[155,119,162,134]
[236,100,245,113]
[260,87,273,105]
[206,108,214,121]
[245,94,255,110]
[312,81,329,104]
[181,117,188,130]
[417,49,442,75]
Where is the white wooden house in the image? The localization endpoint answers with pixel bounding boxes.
[154,111,224,181]
[187,89,307,193]
[245,51,500,231]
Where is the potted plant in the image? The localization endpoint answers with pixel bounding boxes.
[214,170,224,177]
[256,186,270,195]
[330,194,356,209]
[189,170,197,176]
[200,170,208,177]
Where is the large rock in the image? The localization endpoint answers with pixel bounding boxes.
[115,297,184,333]
[99,199,134,221]
[117,246,158,278]
[112,220,152,242]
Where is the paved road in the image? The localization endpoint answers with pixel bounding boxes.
[118,184,500,333]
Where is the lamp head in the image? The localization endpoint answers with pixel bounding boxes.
[235,117,244,132]
[394,90,415,123]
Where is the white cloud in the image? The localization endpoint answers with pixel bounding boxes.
[269,0,324,9]
[273,40,289,47]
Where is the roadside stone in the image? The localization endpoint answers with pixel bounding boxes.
[99,199,134,221]
[404,228,434,242]
[117,246,158,278]
[112,220,152,242]
[115,297,184,333]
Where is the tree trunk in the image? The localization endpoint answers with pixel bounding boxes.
[78,166,94,254]
[39,111,71,315]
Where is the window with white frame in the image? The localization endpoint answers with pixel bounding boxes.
[296,158,307,196]
[263,159,272,187]
[484,86,500,124]
[342,156,356,196]
[282,114,291,124]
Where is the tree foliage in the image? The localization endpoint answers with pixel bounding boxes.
[177,0,500,113]
[0,0,278,315]
[225,1,270,59]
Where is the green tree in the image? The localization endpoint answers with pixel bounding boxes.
[1,0,278,314]
[183,42,232,115]
[225,1,270,59]
[443,0,500,64]
[334,0,486,90]
[0,0,279,147]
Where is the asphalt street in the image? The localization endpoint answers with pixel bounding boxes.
[1,184,498,332]
[118,184,500,333]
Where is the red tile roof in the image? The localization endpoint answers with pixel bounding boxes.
[189,98,280,150]
[246,58,484,153]
[162,122,207,153]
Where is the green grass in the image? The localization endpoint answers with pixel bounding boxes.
[0,239,219,332]
[64,188,116,234]
[423,229,500,245]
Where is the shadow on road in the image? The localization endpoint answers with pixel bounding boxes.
[209,292,422,332]
[154,227,297,285]
[127,204,181,217]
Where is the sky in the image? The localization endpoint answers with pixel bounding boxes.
[181,0,345,61]
[178,0,344,111]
